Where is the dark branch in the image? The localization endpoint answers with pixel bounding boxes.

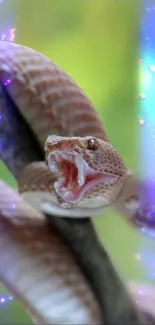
[46,215,153,324]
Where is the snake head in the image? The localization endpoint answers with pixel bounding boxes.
[44,135,129,209]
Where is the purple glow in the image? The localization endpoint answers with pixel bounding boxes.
[0,0,15,310]
[4,79,11,86]
[0,295,14,306]
[0,139,3,153]
[1,34,5,41]
[0,28,16,42]
[138,3,155,242]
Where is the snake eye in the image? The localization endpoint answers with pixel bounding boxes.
[87,138,98,151]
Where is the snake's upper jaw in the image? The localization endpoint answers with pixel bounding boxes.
[46,150,117,205]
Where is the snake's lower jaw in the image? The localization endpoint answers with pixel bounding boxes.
[21,191,78,217]
[41,201,107,218]
[21,190,106,218]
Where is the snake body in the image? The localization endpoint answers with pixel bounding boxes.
[0,41,154,231]
[0,40,128,217]
[0,41,155,324]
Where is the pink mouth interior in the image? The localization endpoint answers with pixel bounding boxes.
[47,151,116,204]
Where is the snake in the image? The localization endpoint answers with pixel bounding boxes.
[0,41,155,324]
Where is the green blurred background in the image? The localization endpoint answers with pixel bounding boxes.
[0,0,155,323]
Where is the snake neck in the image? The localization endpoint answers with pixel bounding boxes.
[113,173,140,218]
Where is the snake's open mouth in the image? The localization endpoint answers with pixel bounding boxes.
[47,151,116,204]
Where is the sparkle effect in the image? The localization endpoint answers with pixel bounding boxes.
[137,1,155,285]
[139,5,155,180]
[0,0,154,317]
[0,28,16,42]
[0,0,16,307]
[134,254,141,261]
[0,295,13,306]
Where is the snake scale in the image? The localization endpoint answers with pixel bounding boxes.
[0,41,155,324]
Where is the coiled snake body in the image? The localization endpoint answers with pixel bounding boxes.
[0,41,155,324]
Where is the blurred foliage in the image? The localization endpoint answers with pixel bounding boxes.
[16,0,141,163]
[1,0,155,324]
